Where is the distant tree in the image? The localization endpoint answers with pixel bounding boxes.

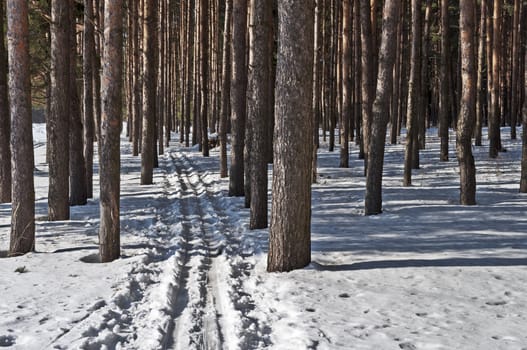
[141,0,157,185]
[7,0,35,255]
[268,0,314,272]
[99,0,124,263]
[219,0,232,178]
[247,0,272,229]
[229,0,247,197]
[364,0,400,215]
[200,0,209,157]
[474,0,487,147]
[48,0,71,220]
[488,0,501,158]
[184,0,195,148]
[439,0,450,161]
[457,0,476,205]
[0,0,11,204]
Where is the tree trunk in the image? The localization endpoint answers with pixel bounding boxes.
[457,0,477,205]
[248,0,271,229]
[200,0,210,156]
[7,0,34,255]
[229,0,248,197]
[0,0,10,204]
[48,0,71,220]
[141,0,157,185]
[268,1,314,272]
[339,0,351,168]
[312,0,323,182]
[70,0,88,206]
[439,0,450,160]
[403,0,421,186]
[510,0,520,139]
[99,0,124,263]
[475,0,486,147]
[364,0,400,215]
[84,0,96,198]
[489,0,501,158]
[219,0,232,178]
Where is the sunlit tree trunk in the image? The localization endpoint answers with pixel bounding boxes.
[0,0,10,204]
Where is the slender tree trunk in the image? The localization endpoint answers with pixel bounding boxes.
[457,0,477,205]
[268,0,314,273]
[141,0,157,185]
[219,0,232,178]
[475,0,486,147]
[312,0,323,182]
[229,0,248,197]
[84,0,96,198]
[200,0,210,156]
[340,0,351,168]
[510,0,520,139]
[520,42,527,192]
[489,0,501,158]
[439,0,450,160]
[7,0,34,255]
[364,0,400,215]
[48,0,71,220]
[132,0,141,156]
[70,0,88,206]
[248,0,271,229]
[403,0,421,186]
[99,0,124,263]
[0,0,10,204]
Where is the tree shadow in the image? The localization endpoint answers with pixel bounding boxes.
[310,257,527,271]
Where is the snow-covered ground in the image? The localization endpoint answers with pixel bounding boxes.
[1,124,526,350]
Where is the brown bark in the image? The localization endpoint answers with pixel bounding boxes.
[184,0,194,147]
[141,0,157,185]
[364,0,400,215]
[457,0,477,205]
[7,0,34,255]
[248,0,271,229]
[510,0,520,139]
[312,0,323,182]
[268,1,314,272]
[475,0,486,147]
[99,0,124,263]
[84,0,96,198]
[340,0,351,168]
[229,0,247,197]
[48,0,70,220]
[200,0,209,157]
[520,41,527,192]
[132,0,141,156]
[403,0,421,186]
[439,0,450,160]
[0,0,10,204]
[489,0,501,158]
[219,0,232,178]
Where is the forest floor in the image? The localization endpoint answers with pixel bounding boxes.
[1,124,527,350]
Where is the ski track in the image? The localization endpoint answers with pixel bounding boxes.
[46,144,271,350]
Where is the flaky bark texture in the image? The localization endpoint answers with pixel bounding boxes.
[364,0,400,215]
[141,0,157,185]
[84,0,96,198]
[0,0,11,204]
[228,0,247,197]
[457,0,477,205]
[99,0,124,263]
[248,0,271,229]
[268,1,314,272]
[48,0,70,220]
[69,0,87,206]
[219,0,232,178]
[7,0,35,255]
[340,0,351,168]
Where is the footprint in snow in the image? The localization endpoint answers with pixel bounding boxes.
[399,341,417,350]
[486,300,507,306]
[0,335,16,347]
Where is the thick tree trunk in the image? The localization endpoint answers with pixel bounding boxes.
[248,0,271,229]
[268,1,314,272]
[229,0,248,197]
[69,0,88,206]
[403,0,421,186]
[0,0,10,204]
[48,0,70,220]
[219,0,232,178]
[457,0,477,205]
[141,0,157,185]
[339,0,351,168]
[7,0,34,255]
[364,0,400,215]
[99,0,124,263]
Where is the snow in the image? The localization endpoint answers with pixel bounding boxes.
[1,124,527,349]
